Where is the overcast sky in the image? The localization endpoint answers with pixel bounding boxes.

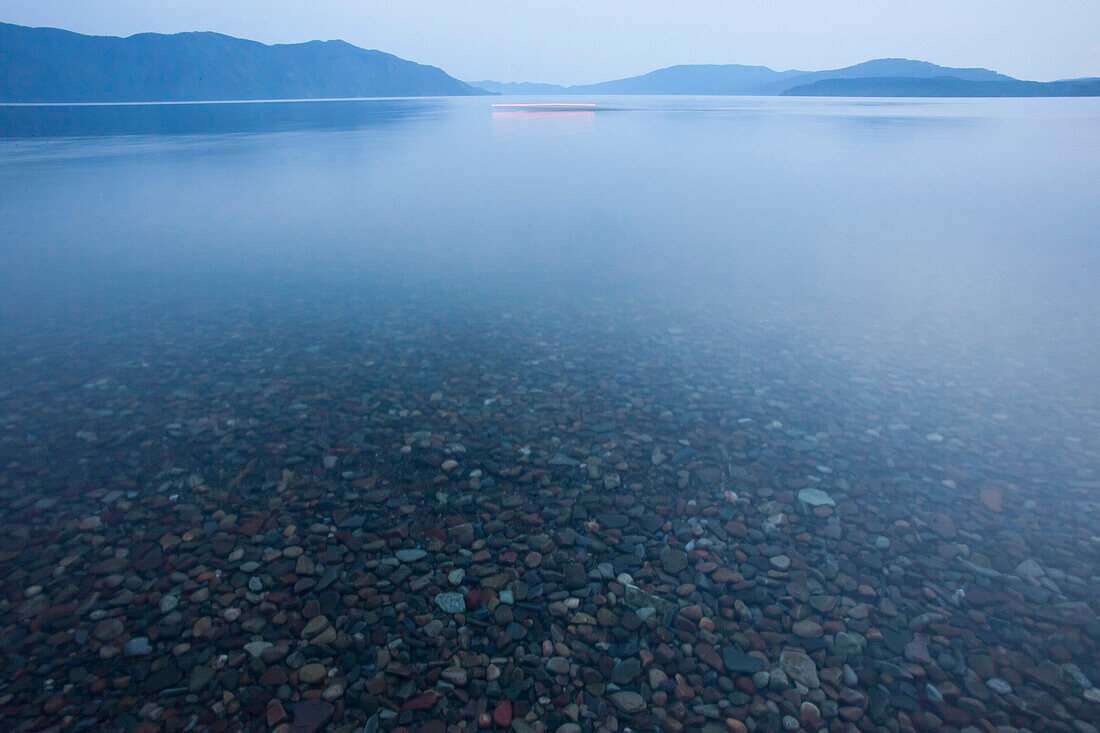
[2,1,1098,84]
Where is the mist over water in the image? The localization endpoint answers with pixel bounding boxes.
[1,97,1099,730]
[4,98,1098,438]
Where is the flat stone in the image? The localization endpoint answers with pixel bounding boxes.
[835,632,864,658]
[1014,558,1044,577]
[292,700,334,733]
[904,637,933,665]
[434,591,466,613]
[404,692,441,711]
[188,666,215,693]
[493,700,512,727]
[94,618,124,641]
[266,699,288,726]
[792,620,823,638]
[563,563,586,589]
[797,488,835,507]
[244,641,273,658]
[395,549,427,562]
[723,648,766,674]
[609,690,646,714]
[980,488,1003,512]
[611,657,642,685]
[143,665,182,693]
[696,642,725,672]
[302,616,330,637]
[124,637,152,656]
[780,649,820,688]
[547,657,570,675]
[261,667,288,686]
[298,663,327,685]
[661,548,688,573]
[441,668,467,685]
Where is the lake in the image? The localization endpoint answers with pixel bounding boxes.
[1,96,1099,730]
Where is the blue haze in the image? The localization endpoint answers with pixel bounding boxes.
[1,96,1098,464]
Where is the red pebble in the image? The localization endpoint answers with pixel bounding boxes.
[493,700,512,727]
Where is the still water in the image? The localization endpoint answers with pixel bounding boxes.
[0,97,1098,730]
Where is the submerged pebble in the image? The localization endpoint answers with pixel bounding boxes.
[0,286,1097,733]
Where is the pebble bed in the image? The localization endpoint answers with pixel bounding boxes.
[1,283,1098,733]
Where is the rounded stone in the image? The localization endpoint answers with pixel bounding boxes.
[434,591,466,614]
[609,690,645,714]
[797,488,835,507]
[547,657,570,675]
[94,618,124,641]
[298,663,327,685]
[792,620,823,638]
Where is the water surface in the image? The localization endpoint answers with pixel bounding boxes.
[1,96,1098,730]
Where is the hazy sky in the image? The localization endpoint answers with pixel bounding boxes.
[2,1,1098,84]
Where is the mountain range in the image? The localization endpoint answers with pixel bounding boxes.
[784,75,1100,97]
[1,22,1097,102]
[0,22,484,102]
[471,58,1099,97]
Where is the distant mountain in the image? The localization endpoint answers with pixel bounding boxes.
[825,58,1012,81]
[471,57,1098,97]
[568,64,807,95]
[783,76,1100,97]
[469,65,804,96]
[0,22,487,102]
[763,58,1012,92]
[469,80,565,95]
[5,26,1094,102]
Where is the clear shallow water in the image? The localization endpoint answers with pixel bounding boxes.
[3,96,1099,440]
[1,97,1099,730]
[3,97,1099,337]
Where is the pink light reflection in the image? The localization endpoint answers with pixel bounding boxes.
[490,102,598,140]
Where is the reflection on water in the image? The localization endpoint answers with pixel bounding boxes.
[1,96,1099,731]
[491,104,598,138]
[0,98,440,138]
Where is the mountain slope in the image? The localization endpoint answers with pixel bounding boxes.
[468,80,566,94]
[783,76,1100,97]
[470,58,1099,97]
[752,58,1012,94]
[567,64,806,95]
[0,22,486,102]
